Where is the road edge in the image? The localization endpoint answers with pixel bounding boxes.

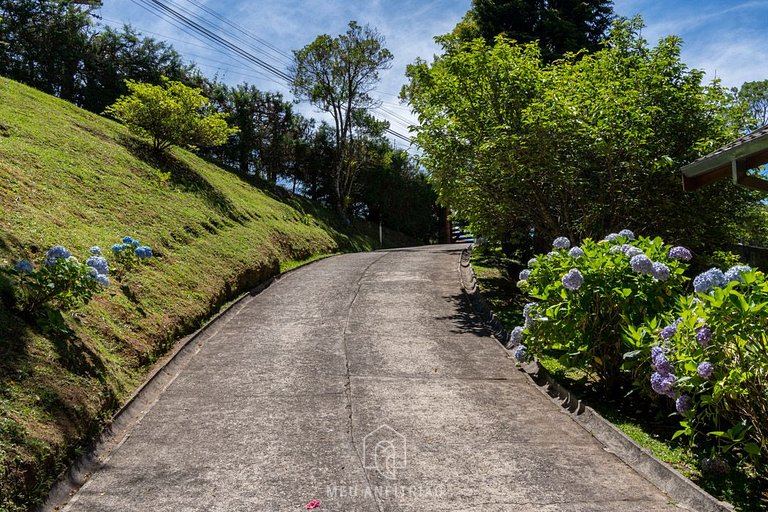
[457,245,734,512]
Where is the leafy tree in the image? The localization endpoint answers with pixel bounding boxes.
[467,0,614,61]
[81,25,196,113]
[104,77,236,152]
[0,0,93,100]
[403,17,758,253]
[290,21,394,212]
[737,79,768,130]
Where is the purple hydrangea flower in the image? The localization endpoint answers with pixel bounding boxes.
[695,326,712,347]
[86,256,109,275]
[561,268,584,291]
[697,361,714,379]
[604,233,620,242]
[668,246,692,261]
[675,394,692,414]
[618,229,635,240]
[14,259,34,274]
[510,326,524,345]
[630,254,654,275]
[693,268,726,293]
[660,323,677,341]
[568,246,585,258]
[527,257,538,267]
[652,262,671,281]
[609,245,624,254]
[44,245,71,266]
[552,237,571,250]
[514,344,530,362]
[89,246,102,256]
[651,346,665,363]
[547,251,558,258]
[95,274,110,287]
[724,265,751,283]
[654,353,674,376]
[650,371,676,397]
[519,269,531,281]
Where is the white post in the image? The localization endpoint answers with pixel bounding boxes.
[379,220,383,246]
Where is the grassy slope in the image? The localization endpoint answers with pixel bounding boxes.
[0,77,415,511]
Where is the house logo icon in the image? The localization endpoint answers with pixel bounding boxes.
[362,424,406,479]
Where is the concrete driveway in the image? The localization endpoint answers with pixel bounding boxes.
[57,245,681,511]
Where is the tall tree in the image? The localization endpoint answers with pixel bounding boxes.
[290,21,393,212]
[0,0,94,100]
[469,0,614,61]
[738,80,768,130]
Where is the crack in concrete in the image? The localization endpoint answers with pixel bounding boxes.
[340,251,390,512]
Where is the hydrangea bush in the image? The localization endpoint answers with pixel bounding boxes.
[514,231,690,392]
[647,265,768,470]
[2,245,110,318]
[110,236,153,275]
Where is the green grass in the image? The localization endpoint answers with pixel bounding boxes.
[470,248,767,511]
[0,77,418,511]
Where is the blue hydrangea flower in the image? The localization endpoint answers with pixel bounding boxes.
[652,262,670,281]
[111,243,125,254]
[527,257,538,267]
[510,326,524,345]
[568,246,585,258]
[675,394,692,414]
[135,246,153,258]
[630,254,654,274]
[695,325,712,347]
[621,245,644,258]
[650,371,676,397]
[89,246,102,256]
[86,256,109,275]
[552,236,571,250]
[668,246,692,261]
[131,239,141,247]
[86,267,98,279]
[514,344,530,362]
[523,303,538,329]
[618,229,635,240]
[44,245,71,266]
[609,245,623,254]
[561,268,584,291]
[519,269,531,281]
[122,236,134,244]
[697,361,714,379]
[604,233,619,242]
[95,274,110,287]
[14,259,34,274]
[724,265,751,283]
[693,268,726,293]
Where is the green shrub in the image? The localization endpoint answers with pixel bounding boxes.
[646,265,768,471]
[514,230,690,394]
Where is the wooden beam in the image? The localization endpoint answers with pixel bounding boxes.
[733,158,768,192]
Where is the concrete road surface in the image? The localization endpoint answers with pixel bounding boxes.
[58,245,683,511]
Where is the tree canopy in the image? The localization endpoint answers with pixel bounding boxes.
[466,0,615,61]
[104,78,236,151]
[737,79,768,130]
[403,18,759,253]
[290,21,394,212]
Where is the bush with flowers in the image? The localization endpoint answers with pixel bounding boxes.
[644,265,768,472]
[1,245,110,331]
[109,236,153,276]
[513,230,691,394]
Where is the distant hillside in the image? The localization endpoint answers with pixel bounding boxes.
[0,77,416,511]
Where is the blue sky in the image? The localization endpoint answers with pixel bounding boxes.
[97,1,768,145]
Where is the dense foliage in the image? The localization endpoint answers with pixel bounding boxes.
[468,0,614,61]
[104,78,237,151]
[512,230,768,478]
[403,18,760,254]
